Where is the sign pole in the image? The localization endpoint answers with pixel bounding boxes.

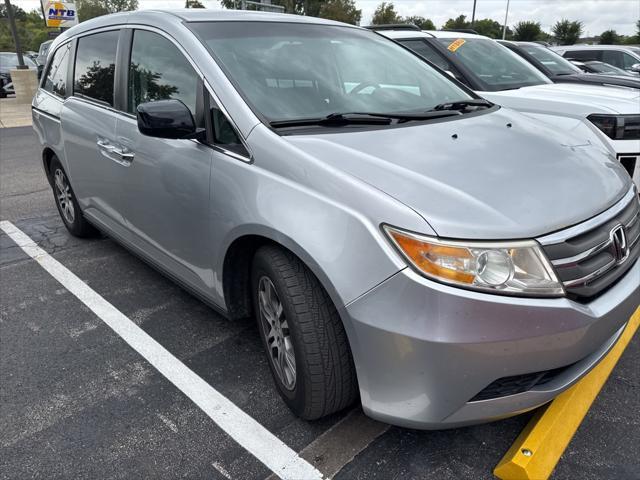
[4,0,27,69]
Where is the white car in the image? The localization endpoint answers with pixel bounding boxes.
[552,45,640,75]
[378,29,640,188]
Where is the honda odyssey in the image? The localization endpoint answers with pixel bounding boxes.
[33,11,640,429]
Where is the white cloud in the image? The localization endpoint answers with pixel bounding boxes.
[14,0,640,35]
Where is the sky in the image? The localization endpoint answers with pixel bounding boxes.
[14,0,640,36]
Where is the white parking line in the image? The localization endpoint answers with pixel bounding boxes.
[0,221,323,480]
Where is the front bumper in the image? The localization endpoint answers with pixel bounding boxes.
[345,258,639,429]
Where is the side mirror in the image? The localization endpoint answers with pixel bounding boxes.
[630,63,640,73]
[137,99,204,140]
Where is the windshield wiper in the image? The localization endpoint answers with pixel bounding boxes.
[270,111,461,129]
[429,99,494,112]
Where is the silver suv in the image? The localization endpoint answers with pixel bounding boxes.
[32,11,640,429]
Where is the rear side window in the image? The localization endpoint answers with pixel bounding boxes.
[74,30,119,106]
[563,50,601,62]
[601,50,624,69]
[44,43,71,97]
[127,30,199,116]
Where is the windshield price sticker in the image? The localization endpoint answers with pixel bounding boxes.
[448,39,466,52]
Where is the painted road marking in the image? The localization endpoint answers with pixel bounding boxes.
[266,409,389,480]
[0,221,323,480]
[494,306,640,480]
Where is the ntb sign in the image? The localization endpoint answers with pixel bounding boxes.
[41,1,79,28]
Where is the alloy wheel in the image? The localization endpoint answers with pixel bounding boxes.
[258,276,296,390]
[54,168,75,224]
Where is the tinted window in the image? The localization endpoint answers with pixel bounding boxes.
[189,22,471,123]
[128,30,199,115]
[74,30,119,106]
[43,43,71,97]
[563,50,600,62]
[519,44,580,75]
[209,94,248,156]
[434,38,550,91]
[621,52,638,69]
[601,50,624,69]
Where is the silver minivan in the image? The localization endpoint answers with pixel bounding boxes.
[32,10,640,429]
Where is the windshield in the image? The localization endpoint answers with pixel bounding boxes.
[519,44,581,75]
[188,22,473,123]
[435,37,551,91]
[587,61,630,75]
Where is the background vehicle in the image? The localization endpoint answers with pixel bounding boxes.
[570,59,636,76]
[36,40,53,78]
[552,45,640,75]
[498,40,640,89]
[378,29,640,188]
[0,52,38,97]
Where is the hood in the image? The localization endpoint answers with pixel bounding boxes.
[557,74,640,90]
[283,109,631,240]
[482,82,640,116]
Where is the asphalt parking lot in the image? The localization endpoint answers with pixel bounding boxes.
[1,125,639,480]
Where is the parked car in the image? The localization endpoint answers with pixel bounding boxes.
[378,29,640,187]
[571,59,636,77]
[33,11,640,429]
[498,40,640,89]
[0,52,38,97]
[36,40,53,79]
[552,45,640,75]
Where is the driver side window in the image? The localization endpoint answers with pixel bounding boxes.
[127,30,198,116]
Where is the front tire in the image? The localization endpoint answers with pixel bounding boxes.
[49,157,97,238]
[251,245,358,420]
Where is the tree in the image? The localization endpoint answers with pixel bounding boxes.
[473,18,503,38]
[371,2,401,25]
[443,14,470,30]
[403,16,435,30]
[552,19,583,45]
[0,7,49,52]
[513,21,542,41]
[318,0,361,25]
[77,0,138,22]
[219,0,320,15]
[185,0,206,6]
[599,29,619,45]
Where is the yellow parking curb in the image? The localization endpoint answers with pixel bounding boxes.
[494,306,640,480]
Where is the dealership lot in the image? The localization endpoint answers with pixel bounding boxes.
[1,124,639,479]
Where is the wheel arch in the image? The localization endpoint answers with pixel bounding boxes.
[221,226,346,324]
[42,147,57,185]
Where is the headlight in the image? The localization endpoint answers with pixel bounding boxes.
[384,226,564,297]
[588,114,640,140]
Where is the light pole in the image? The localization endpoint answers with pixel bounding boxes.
[502,0,510,39]
[4,0,27,69]
[471,0,477,28]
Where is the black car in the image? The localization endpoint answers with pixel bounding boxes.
[498,41,640,89]
[0,52,38,97]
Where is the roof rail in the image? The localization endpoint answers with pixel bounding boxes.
[364,24,421,31]
[440,28,479,35]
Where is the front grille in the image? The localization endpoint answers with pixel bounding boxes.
[542,192,640,301]
[470,364,573,402]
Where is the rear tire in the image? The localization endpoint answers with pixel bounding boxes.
[49,157,98,238]
[251,245,358,420]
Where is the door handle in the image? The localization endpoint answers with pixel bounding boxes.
[111,147,135,162]
[97,139,135,165]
